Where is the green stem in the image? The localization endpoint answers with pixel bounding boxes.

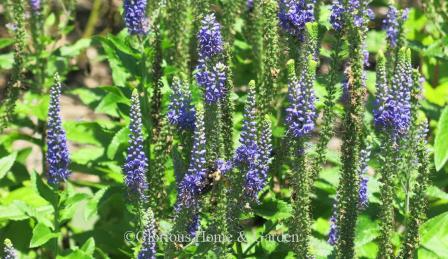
[53,187,60,257]
[82,0,102,38]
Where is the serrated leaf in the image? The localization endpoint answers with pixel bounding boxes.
[107,127,129,159]
[31,171,58,207]
[420,212,448,257]
[84,187,109,221]
[254,197,292,220]
[30,222,59,248]
[434,106,448,171]
[60,193,90,223]
[0,152,17,180]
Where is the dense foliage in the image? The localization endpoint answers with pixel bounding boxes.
[0,0,447,258]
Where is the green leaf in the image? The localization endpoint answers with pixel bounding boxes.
[84,187,109,221]
[426,186,448,200]
[30,222,59,248]
[60,193,90,223]
[355,216,380,247]
[60,39,91,57]
[0,204,28,222]
[424,82,448,106]
[80,237,95,255]
[45,13,56,28]
[0,152,17,180]
[107,127,129,159]
[434,106,448,171]
[254,197,292,221]
[420,212,448,257]
[31,171,58,207]
[71,146,104,164]
[0,38,14,49]
[0,53,14,69]
[56,249,92,259]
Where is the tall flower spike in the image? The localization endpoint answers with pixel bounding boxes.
[329,0,344,31]
[123,0,149,35]
[278,0,315,40]
[383,7,409,48]
[46,74,70,185]
[285,57,317,138]
[176,108,207,210]
[0,0,26,131]
[398,121,431,258]
[195,62,227,104]
[166,0,190,72]
[3,239,17,259]
[168,77,196,130]
[197,14,224,60]
[374,48,412,138]
[235,81,258,164]
[29,0,41,12]
[245,117,272,201]
[123,91,148,201]
[347,0,374,28]
[138,209,156,259]
[258,0,281,115]
[195,14,227,104]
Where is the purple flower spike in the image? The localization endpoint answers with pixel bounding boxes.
[123,92,149,201]
[138,209,156,259]
[330,0,344,31]
[285,60,317,138]
[168,77,196,130]
[278,0,315,40]
[197,14,224,59]
[195,14,227,104]
[46,74,70,185]
[374,50,412,138]
[123,0,149,35]
[195,62,227,104]
[176,109,207,210]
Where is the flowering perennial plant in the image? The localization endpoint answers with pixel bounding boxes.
[0,1,438,259]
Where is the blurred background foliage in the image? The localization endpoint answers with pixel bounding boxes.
[0,0,447,258]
